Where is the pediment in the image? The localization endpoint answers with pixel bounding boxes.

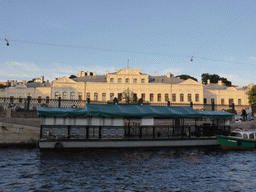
[53,76,77,84]
[227,87,237,91]
[15,84,27,89]
[179,78,201,85]
[116,68,140,75]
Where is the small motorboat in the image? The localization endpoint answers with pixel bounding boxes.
[216,128,256,150]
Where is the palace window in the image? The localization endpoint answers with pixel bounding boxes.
[19,97,22,103]
[195,94,199,102]
[133,93,137,102]
[229,99,234,106]
[188,94,191,102]
[172,94,176,102]
[157,94,161,102]
[141,93,145,101]
[45,96,50,103]
[165,94,169,102]
[133,78,137,83]
[150,94,154,102]
[204,98,207,104]
[118,78,122,83]
[62,92,67,99]
[211,98,215,104]
[180,94,184,102]
[125,78,130,83]
[46,96,49,104]
[78,92,82,100]
[221,99,225,105]
[110,93,114,100]
[102,93,106,101]
[94,93,98,101]
[70,92,75,100]
[118,93,122,100]
[86,93,90,99]
[238,99,241,105]
[55,92,60,99]
[38,96,42,103]
[141,79,145,83]
[110,78,114,83]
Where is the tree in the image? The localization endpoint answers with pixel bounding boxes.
[69,75,77,79]
[176,75,197,82]
[201,73,231,86]
[248,85,256,104]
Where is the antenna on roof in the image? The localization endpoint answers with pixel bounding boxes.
[127,59,129,68]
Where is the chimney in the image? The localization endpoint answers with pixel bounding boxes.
[22,80,27,84]
[199,80,203,84]
[207,79,210,84]
[46,80,49,83]
[116,69,118,72]
[154,72,157,76]
[137,66,139,72]
[140,70,143,73]
[167,73,170,78]
[78,71,82,77]
[106,71,109,75]
[93,72,96,76]
[41,76,44,83]
[218,80,222,85]
[87,72,90,76]
[82,72,86,76]
[11,80,14,87]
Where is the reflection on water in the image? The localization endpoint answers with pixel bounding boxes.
[0,147,255,191]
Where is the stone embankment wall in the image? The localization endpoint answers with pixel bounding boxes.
[0,118,40,146]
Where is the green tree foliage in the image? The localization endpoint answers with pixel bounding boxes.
[69,75,77,79]
[201,73,231,86]
[176,75,197,82]
[248,85,256,104]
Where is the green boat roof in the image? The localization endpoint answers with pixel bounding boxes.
[198,110,234,119]
[37,104,234,119]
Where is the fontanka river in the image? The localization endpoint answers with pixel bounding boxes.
[0,147,255,191]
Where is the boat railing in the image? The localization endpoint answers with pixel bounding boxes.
[40,124,231,140]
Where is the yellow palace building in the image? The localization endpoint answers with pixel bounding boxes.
[0,67,252,111]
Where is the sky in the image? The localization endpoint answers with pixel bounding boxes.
[0,0,256,87]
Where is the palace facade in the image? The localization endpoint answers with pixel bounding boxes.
[0,67,252,110]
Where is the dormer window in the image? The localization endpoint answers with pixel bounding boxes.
[162,79,166,83]
[110,78,114,82]
[133,78,137,83]
[125,78,129,83]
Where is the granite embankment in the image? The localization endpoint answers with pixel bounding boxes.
[0,118,40,147]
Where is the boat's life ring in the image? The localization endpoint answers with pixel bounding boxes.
[54,142,63,149]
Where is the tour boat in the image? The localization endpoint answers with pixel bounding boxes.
[217,129,256,150]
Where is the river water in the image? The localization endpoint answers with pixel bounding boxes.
[0,147,255,191]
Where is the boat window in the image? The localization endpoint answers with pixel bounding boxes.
[230,133,242,137]
[249,134,254,139]
[243,134,248,139]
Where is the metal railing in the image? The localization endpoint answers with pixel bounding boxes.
[40,124,230,140]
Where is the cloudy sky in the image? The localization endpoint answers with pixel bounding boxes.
[0,0,256,87]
